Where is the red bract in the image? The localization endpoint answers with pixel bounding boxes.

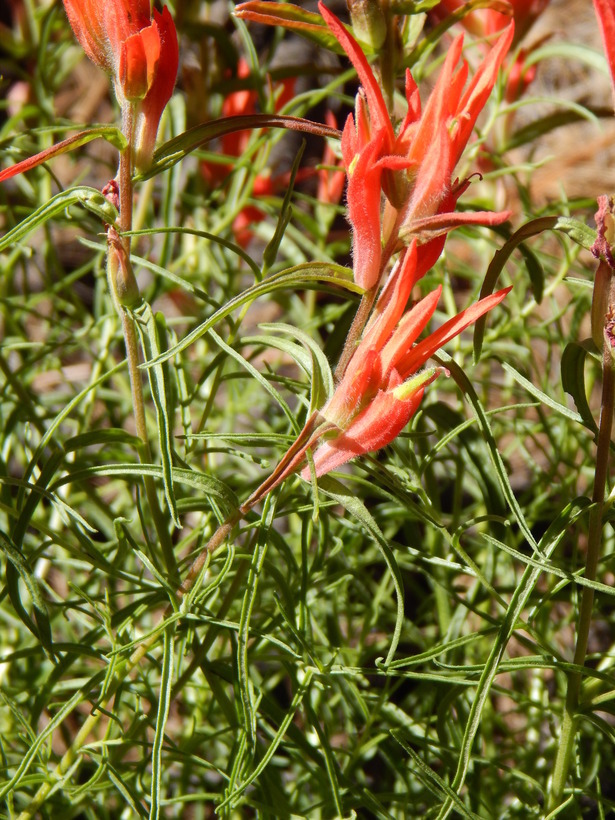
[301,243,511,477]
[594,0,615,110]
[62,0,179,170]
[318,2,513,289]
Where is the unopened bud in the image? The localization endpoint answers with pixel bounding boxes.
[347,0,387,51]
[107,230,141,308]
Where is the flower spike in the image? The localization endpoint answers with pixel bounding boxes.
[298,247,511,478]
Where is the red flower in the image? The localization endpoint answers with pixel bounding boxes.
[318,2,513,289]
[594,0,615,110]
[301,242,511,477]
[62,0,179,169]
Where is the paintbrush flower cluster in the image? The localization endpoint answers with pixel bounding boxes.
[2,0,514,492]
[235,2,512,484]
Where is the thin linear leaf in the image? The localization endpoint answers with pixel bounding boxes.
[125,227,262,279]
[473,217,596,359]
[0,677,104,799]
[208,328,302,433]
[561,341,600,436]
[501,362,584,423]
[217,668,314,811]
[64,429,143,453]
[0,186,118,253]
[51,463,238,513]
[0,530,52,653]
[258,322,334,413]
[0,126,127,183]
[437,354,541,556]
[150,623,176,820]
[131,303,180,527]
[138,114,340,181]
[436,498,589,820]
[140,263,361,369]
[314,474,405,667]
[262,141,305,273]
[391,730,480,819]
[238,496,274,750]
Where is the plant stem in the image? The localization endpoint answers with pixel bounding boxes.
[548,309,615,810]
[114,102,177,579]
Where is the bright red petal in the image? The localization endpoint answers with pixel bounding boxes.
[379,286,442,376]
[397,286,512,377]
[319,2,394,144]
[594,0,615,110]
[305,387,426,477]
[133,7,179,171]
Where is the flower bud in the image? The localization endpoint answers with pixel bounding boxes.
[347,0,387,51]
[63,1,179,170]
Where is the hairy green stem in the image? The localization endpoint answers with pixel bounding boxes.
[115,103,177,580]
[548,307,615,810]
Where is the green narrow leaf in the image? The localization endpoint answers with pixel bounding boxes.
[131,302,180,528]
[150,623,176,820]
[0,681,97,799]
[140,263,361,369]
[262,141,305,273]
[107,764,149,818]
[125,226,262,279]
[138,114,340,181]
[51,463,238,514]
[64,429,143,453]
[501,361,584,424]
[555,216,597,252]
[507,108,603,151]
[436,499,588,820]
[207,328,302,434]
[473,216,596,360]
[0,530,52,653]
[439,354,541,555]
[217,668,314,811]
[0,126,127,183]
[391,730,479,819]
[314,474,405,667]
[0,186,118,253]
[561,341,599,436]
[237,496,274,750]
[304,702,344,816]
[259,322,334,413]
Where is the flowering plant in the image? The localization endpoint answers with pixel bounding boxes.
[1,0,611,817]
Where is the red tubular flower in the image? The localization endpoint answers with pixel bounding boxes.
[62,0,179,170]
[300,243,511,477]
[319,2,513,289]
